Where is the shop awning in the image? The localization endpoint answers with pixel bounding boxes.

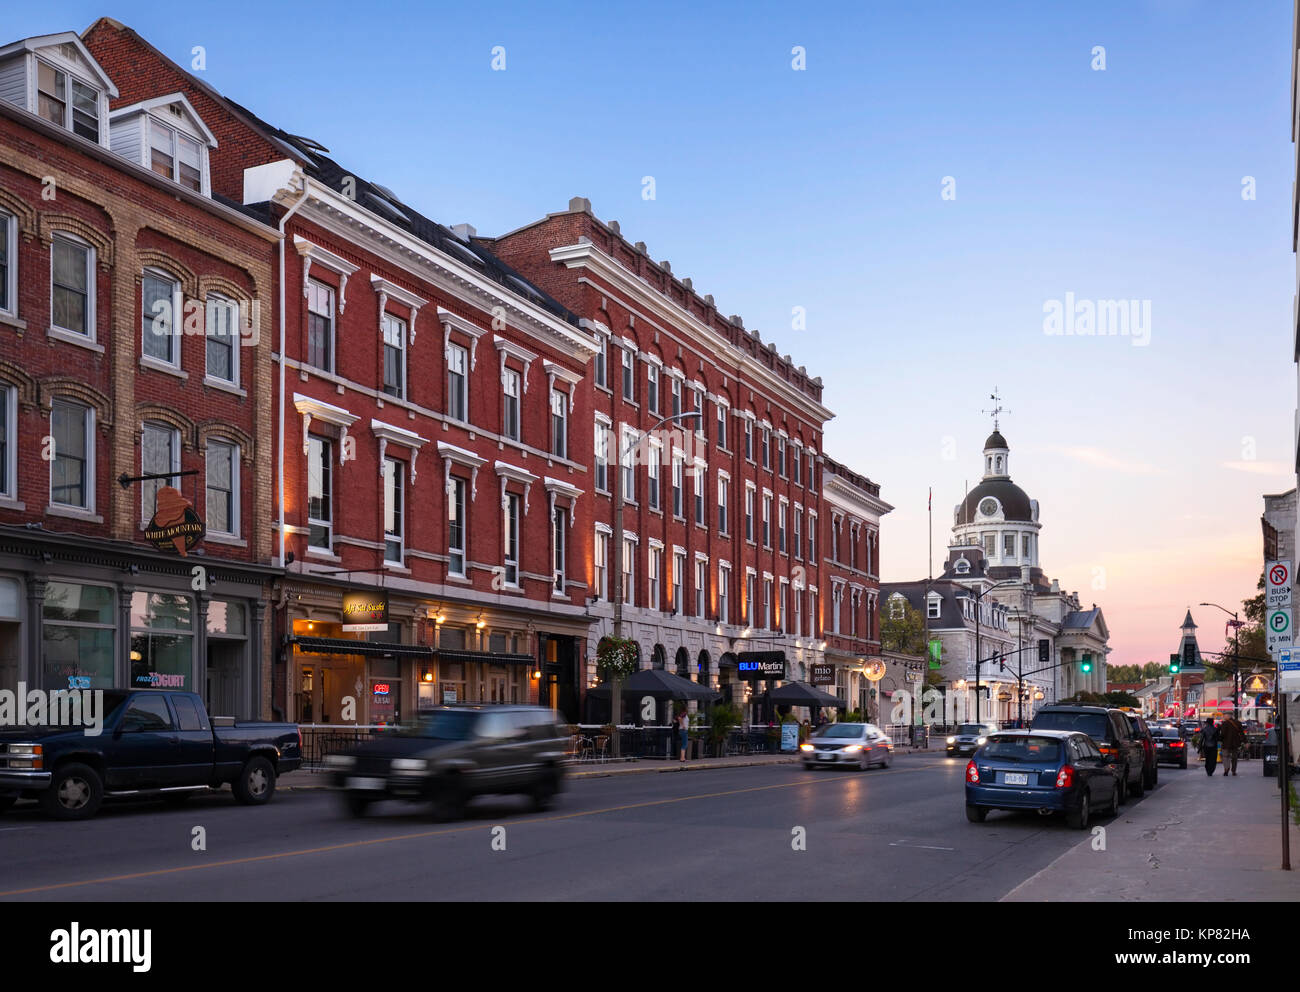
[435,649,535,667]
[290,636,432,658]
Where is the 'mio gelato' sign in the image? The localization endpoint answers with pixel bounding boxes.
[144,486,205,556]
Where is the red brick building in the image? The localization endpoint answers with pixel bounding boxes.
[486,200,889,719]
[0,30,279,715]
[82,18,602,725]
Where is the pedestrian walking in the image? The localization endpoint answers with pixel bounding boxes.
[1201,717,1220,776]
[677,709,689,764]
[1219,715,1245,776]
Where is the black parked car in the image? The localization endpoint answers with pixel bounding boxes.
[328,705,568,819]
[1124,713,1159,789]
[1150,723,1190,768]
[1030,705,1146,803]
[0,690,301,820]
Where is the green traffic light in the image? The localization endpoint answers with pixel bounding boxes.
[1081,653,1092,674]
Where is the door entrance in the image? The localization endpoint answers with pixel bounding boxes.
[207,641,245,719]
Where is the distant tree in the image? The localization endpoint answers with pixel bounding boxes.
[880,599,928,655]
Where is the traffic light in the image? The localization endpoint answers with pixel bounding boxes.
[1081,653,1093,674]
[998,653,1006,672]
[1038,639,1049,665]
[1169,653,1180,675]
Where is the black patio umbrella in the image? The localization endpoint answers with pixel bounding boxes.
[588,668,721,703]
[764,681,847,709]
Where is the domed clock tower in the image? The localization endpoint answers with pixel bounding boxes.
[952,428,1044,584]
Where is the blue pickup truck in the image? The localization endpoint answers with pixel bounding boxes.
[0,689,301,820]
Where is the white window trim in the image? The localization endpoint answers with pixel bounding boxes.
[141,268,182,369]
[446,341,470,423]
[293,394,358,465]
[380,310,409,401]
[0,211,16,319]
[140,422,181,524]
[447,474,468,577]
[204,292,241,388]
[50,232,96,342]
[306,434,333,552]
[383,456,405,564]
[205,438,241,538]
[0,385,15,501]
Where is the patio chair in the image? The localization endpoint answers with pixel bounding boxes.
[593,735,610,762]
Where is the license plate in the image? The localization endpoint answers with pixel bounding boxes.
[1004,772,1029,786]
[818,752,833,761]
[346,777,386,791]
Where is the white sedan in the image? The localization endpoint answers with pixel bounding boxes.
[801,723,894,770]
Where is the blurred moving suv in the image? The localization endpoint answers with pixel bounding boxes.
[964,730,1121,829]
[946,722,998,757]
[327,705,568,820]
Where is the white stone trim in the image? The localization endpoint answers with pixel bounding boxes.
[370,274,427,344]
[371,418,428,482]
[295,237,358,313]
[494,335,537,394]
[293,393,358,462]
[439,307,486,370]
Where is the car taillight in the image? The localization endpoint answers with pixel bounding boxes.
[1170,741,1183,748]
[966,761,980,784]
[1055,765,1075,788]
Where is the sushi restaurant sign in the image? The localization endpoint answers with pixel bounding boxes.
[342,591,389,632]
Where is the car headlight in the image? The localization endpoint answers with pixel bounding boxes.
[391,758,428,772]
[946,736,956,744]
[7,744,41,756]
[324,754,355,769]
[844,744,862,753]
[976,737,987,746]
[800,744,814,752]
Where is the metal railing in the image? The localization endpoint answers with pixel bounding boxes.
[299,724,396,771]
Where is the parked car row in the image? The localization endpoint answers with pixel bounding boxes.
[964,704,1168,830]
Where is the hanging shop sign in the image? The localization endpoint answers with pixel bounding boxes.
[737,652,786,681]
[810,663,835,685]
[342,591,389,632]
[143,487,205,556]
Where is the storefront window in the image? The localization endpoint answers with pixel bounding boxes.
[0,576,22,697]
[130,592,194,690]
[42,581,115,689]
[207,600,246,636]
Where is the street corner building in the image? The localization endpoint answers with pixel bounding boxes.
[0,18,896,728]
[0,26,278,716]
[881,428,1112,725]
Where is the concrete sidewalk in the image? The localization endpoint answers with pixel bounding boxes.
[1003,759,1300,901]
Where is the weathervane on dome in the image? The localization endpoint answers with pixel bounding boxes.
[981,387,1009,431]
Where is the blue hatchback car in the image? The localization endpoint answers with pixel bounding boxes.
[964,729,1120,829]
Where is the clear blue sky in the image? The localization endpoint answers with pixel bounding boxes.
[19,0,1297,664]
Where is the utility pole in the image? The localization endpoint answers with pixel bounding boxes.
[972,578,1017,727]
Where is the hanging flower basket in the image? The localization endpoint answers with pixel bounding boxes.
[596,636,638,679]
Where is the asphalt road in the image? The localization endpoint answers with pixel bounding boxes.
[0,754,1172,901]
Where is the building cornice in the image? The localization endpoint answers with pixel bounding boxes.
[285,177,598,363]
[552,243,832,424]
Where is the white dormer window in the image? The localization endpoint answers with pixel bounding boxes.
[38,60,99,140]
[928,596,942,620]
[0,35,117,146]
[150,118,202,191]
[107,94,216,196]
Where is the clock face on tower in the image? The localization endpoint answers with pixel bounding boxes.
[979,498,998,517]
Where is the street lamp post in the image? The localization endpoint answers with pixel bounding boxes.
[1200,602,1241,721]
[610,410,701,757]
